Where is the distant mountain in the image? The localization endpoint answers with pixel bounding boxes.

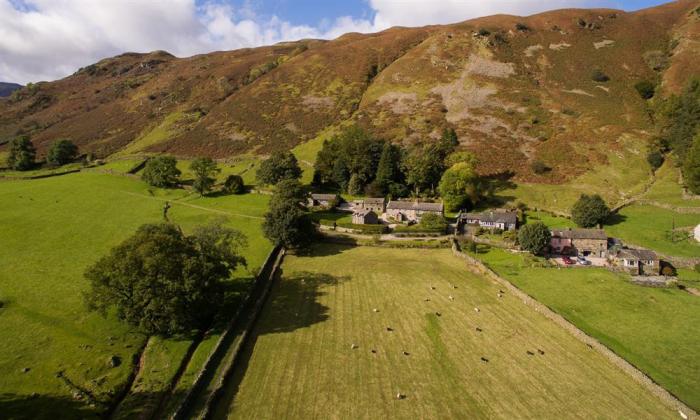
[0,82,22,97]
[0,0,699,184]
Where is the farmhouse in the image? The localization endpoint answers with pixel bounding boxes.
[352,210,379,225]
[612,248,660,276]
[353,197,386,213]
[386,200,444,223]
[550,228,608,257]
[460,210,517,231]
[307,193,338,209]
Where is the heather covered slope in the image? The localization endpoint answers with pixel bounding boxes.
[1,0,699,183]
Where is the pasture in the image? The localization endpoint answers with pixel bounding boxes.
[0,171,271,418]
[476,247,700,411]
[218,246,673,419]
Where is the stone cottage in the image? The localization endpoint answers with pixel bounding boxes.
[352,210,379,225]
[613,248,660,276]
[550,228,608,257]
[386,201,444,223]
[353,197,386,214]
[460,210,517,231]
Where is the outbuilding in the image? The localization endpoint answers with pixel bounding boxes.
[386,201,444,223]
[352,210,379,225]
[613,248,660,276]
[550,228,608,257]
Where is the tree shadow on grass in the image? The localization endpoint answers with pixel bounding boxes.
[210,269,349,418]
[605,212,628,226]
[296,241,355,257]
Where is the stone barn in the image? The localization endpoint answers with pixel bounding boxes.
[613,248,660,276]
[307,193,339,209]
[353,197,386,214]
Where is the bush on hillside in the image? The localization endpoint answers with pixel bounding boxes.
[646,150,664,170]
[531,160,551,175]
[683,133,700,195]
[634,80,656,99]
[515,23,530,32]
[477,28,491,36]
[591,69,610,82]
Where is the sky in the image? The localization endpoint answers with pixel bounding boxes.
[0,0,671,84]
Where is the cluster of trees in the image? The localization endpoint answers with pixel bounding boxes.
[262,179,315,249]
[84,221,247,335]
[5,135,79,170]
[142,156,245,196]
[655,78,700,194]
[313,126,488,211]
[255,151,302,186]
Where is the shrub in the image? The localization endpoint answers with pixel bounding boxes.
[47,139,79,166]
[418,213,447,231]
[634,80,655,99]
[591,69,610,82]
[646,150,664,170]
[531,160,550,175]
[661,265,677,277]
[515,23,530,31]
[694,263,700,274]
[492,228,504,235]
[223,174,245,194]
[478,28,491,36]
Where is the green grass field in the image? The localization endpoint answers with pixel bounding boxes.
[604,205,700,258]
[475,247,700,411]
[216,246,673,419]
[0,172,271,418]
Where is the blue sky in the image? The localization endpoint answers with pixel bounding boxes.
[0,0,675,83]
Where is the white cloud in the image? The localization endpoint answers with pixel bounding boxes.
[0,0,612,84]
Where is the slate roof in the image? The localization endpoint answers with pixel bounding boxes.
[363,197,386,205]
[386,201,443,212]
[618,248,658,261]
[550,228,607,240]
[463,211,517,225]
[310,193,338,201]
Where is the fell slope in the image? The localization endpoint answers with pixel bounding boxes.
[1,0,699,182]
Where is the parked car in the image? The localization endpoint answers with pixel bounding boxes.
[562,256,575,265]
[577,256,592,266]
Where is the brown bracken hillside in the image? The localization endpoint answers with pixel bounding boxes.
[1,0,699,182]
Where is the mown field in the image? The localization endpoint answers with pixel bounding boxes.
[0,171,271,418]
[217,246,673,419]
[475,247,700,411]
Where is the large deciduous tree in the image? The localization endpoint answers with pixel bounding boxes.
[438,160,483,212]
[256,151,302,186]
[190,157,220,196]
[7,135,36,171]
[571,194,611,228]
[142,156,181,187]
[518,222,551,255]
[46,139,78,166]
[262,179,314,249]
[84,222,247,335]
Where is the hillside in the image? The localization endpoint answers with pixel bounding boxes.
[0,82,22,97]
[1,0,699,183]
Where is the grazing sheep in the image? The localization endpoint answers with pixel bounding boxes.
[430,286,436,290]
[386,327,394,332]
[373,308,379,313]
[396,393,406,400]
[537,349,545,355]
[448,295,454,301]
[402,351,410,356]
[371,349,377,354]
[526,350,535,356]
[351,343,358,350]
[474,307,480,313]
[499,290,505,294]
[679,410,688,419]
[424,298,431,302]
[475,327,482,332]
[497,293,503,298]
[480,357,489,362]
[435,312,441,317]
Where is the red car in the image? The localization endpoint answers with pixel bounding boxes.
[562,256,575,265]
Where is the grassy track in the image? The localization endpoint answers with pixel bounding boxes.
[218,246,673,419]
[0,172,271,418]
[476,247,700,411]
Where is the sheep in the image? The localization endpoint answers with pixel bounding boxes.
[679,410,688,420]
[474,307,480,313]
[430,286,436,290]
[480,357,489,362]
[373,308,379,313]
[435,312,441,317]
[499,289,505,294]
[424,298,431,302]
[396,393,406,400]
[497,293,503,298]
[386,327,394,332]
[475,327,482,332]
[402,351,410,356]
[526,350,535,356]
[448,295,454,301]
[351,343,358,350]
[537,349,545,355]
[371,349,377,354]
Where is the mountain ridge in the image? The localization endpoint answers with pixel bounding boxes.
[1,0,699,184]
